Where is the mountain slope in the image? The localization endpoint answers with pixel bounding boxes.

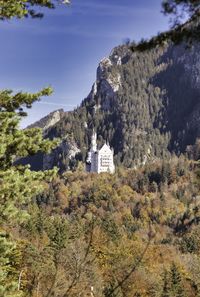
[27,109,65,131]
[28,42,200,171]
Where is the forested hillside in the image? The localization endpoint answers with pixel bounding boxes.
[7,156,200,296]
[34,42,200,171]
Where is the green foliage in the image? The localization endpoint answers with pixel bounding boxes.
[162,0,200,19]
[0,0,70,20]
[161,264,186,297]
[0,232,22,297]
[0,88,59,296]
[161,270,171,297]
[169,263,185,297]
[47,216,69,250]
[179,227,200,254]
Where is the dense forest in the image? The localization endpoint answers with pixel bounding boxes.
[5,154,200,297]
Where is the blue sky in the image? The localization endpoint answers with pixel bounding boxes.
[0,0,170,127]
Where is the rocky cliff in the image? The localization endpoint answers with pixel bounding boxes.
[27,109,65,132]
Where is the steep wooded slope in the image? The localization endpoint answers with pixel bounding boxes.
[28,43,200,170]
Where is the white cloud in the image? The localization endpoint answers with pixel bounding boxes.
[38,101,76,107]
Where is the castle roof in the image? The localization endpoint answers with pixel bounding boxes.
[99,143,112,153]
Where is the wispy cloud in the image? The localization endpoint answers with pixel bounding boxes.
[1,21,130,39]
[38,101,76,108]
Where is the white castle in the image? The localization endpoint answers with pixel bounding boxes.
[86,131,115,174]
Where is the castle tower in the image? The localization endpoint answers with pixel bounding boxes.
[91,130,97,152]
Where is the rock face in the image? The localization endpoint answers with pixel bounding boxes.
[26,42,200,170]
[43,138,80,171]
[87,55,121,111]
[27,109,65,132]
[24,109,81,171]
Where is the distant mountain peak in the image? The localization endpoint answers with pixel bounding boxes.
[27,109,65,132]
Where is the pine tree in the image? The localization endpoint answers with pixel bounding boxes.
[0,88,59,296]
[169,263,185,297]
[161,270,170,297]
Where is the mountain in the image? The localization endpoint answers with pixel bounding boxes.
[27,109,65,131]
[26,42,200,171]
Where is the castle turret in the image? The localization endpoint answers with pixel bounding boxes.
[91,130,97,152]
